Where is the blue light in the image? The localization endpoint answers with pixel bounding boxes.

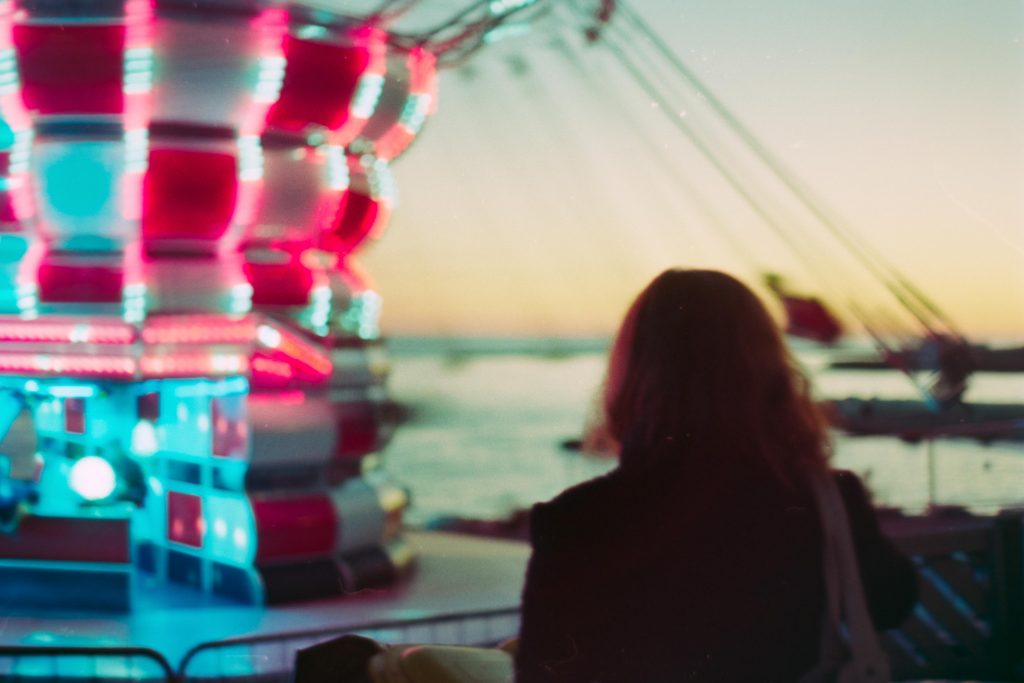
[0,118,15,150]
[68,456,117,501]
[41,144,115,218]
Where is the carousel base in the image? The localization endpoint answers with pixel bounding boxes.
[0,531,529,681]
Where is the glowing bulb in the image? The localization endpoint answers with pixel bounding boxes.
[131,420,158,457]
[69,456,116,501]
[256,324,281,348]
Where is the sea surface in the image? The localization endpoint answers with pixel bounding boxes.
[381,340,1024,527]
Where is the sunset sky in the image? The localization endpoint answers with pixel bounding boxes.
[363,0,1024,339]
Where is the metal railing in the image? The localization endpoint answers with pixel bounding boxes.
[1,514,1021,682]
[177,606,521,682]
[883,511,1024,681]
[0,645,174,682]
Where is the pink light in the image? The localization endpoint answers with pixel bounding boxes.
[0,352,136,377]
[240,7,288,137]
[140,352,249,378]
[373,127,416,163]
[122,0,154,131]
[0,320,135,344]
[408,47,439,100]
[271,326,332,377]
[7,175,35,224]
[141,315,256,345]
[248,389,306,404]
[251,355,293,384]
[0,7,35,225]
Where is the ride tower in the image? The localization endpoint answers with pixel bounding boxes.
[0,0,440,609]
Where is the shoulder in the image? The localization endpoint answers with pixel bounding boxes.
[528,469,627,551]
[831,469,875,514]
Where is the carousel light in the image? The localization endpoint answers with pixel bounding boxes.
[69,456,117,501]
[130,420,158,457]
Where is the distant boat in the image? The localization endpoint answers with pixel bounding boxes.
[829,342,1024,374]
[827,397,1024,442]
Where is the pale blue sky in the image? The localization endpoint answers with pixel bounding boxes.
[364,0,1024,338]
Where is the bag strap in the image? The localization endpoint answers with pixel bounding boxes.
[810,470,891,681]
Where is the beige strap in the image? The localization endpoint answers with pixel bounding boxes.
[811,470,891,681]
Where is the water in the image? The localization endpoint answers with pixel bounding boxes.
[382,345,1024,526]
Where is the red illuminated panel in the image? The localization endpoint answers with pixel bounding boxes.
[168,491,204,548]
[64,398,85,434]
[37,260,124,303]
[211,396,247,457]
[250,354,293,389]
[0,353,135,377]
[142,149,238,248]
[0,320,135,344]
[266,35,373,134]
[14,24,126,115]
[252,495,336,561]
[0,516,130,563]
[244,257,313,306]
[320,191,381,255]
[334,403,378,459]
[137,392,160,421]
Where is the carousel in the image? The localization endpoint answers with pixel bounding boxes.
[0,0,543,679]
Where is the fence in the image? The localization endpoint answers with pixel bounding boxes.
[0,645,174,682]
[177,606,521,682]
[883,511,1024,681]
[1,513,1021,682]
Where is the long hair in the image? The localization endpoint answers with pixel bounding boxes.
[604,269,830,484]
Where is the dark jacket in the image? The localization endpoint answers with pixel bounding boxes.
[515,448,917,682]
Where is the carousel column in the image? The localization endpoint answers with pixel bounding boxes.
[0,5,34,314]
[239,23,420,599]
[0,0,157,610]
[137,141,262,596]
